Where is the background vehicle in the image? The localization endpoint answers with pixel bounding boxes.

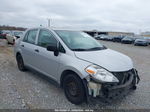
[1,30,24,45]
[5,34,15,45]
[121,36,135,44]
[94,34,105,40]
[0,30,7,38]
[0,32,7,46]
[100,35,110,40]
[113,35,125,42]
[0,30,2,34]
[12,31,24,39]
[14,28,139,105]
[104,35,113,41]
[143,37,150,44]
[94,35,101,40]
[134,38,149,46]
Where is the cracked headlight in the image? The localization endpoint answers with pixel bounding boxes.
[85,65,119,83]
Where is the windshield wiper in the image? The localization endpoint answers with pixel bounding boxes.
[88,46,107,50]
[72,48,88,51]
[72,46,107,51]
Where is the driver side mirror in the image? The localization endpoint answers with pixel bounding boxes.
[47,45,59,56]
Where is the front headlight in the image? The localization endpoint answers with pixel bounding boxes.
[85,65,119,83]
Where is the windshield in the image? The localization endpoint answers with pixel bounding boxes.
[55,30,106,51]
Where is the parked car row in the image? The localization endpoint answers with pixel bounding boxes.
[94,34,150,46]
[0,30,24,46]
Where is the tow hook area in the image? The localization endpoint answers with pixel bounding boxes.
[88,81,101,97]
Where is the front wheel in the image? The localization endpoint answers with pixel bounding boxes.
[63,74,86,105]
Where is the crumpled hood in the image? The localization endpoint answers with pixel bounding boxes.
[74,49,133,72]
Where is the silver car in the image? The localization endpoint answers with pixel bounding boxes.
[134,38,149,46]
[14,27,140,104]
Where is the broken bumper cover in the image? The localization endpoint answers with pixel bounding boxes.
[86,69,140,99]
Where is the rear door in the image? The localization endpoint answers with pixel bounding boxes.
[20,29,39,68]
[34,29,60,80]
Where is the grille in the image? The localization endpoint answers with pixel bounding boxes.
[112,69,134,85]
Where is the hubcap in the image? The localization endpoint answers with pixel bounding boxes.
[67,81,79,97]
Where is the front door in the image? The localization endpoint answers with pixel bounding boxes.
[34,29,60,80]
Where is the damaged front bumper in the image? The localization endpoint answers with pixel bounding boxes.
[85,69,140,100]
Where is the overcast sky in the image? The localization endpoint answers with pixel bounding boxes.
[0,0,150,33]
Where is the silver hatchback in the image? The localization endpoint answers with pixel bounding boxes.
[14,27,140,104]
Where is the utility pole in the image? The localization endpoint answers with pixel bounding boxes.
[47,18,50,27]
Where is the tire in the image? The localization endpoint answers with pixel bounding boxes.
[16,54,26,71]
[63,74,86,105]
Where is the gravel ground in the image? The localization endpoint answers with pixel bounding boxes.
[0,41,150,110]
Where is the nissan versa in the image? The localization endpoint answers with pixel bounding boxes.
[14,27,140,105]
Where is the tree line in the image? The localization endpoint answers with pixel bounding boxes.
[0,25,26,31]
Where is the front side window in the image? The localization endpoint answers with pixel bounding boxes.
[24,29,37,44]
[55,30,106,51]
[38,29,57,48]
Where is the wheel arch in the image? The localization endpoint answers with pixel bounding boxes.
[60,70,81,88]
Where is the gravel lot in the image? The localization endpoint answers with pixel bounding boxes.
[0,41,150,110]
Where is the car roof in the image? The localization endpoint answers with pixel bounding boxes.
[27,27,81,32]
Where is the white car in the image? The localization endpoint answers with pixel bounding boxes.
[6,34,16,45]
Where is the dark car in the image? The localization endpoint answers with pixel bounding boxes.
[113,36,125,42]
[121,36,135,44]
[134,38,149,46]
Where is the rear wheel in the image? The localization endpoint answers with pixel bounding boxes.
[63,74,86,105]
[16,54,26,71]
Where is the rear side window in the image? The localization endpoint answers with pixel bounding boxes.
[38,29,57,48]
[23,29,38,44]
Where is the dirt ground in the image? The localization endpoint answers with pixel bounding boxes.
[0,41,150,109]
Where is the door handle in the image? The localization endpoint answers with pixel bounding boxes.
[35,49,39,52]
[21,44,24,47]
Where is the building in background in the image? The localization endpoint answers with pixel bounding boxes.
[83,30,107,37]
[107,32,134,37]
[140,32,150,37]
[84,30,134,37]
